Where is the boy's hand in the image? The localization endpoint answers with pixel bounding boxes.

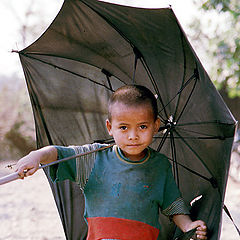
[188,220,207,239]
[15,146,58,179]
[16,151,41,178]
[173,215,207,240]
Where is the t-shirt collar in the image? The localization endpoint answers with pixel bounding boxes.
[113,145,150,164]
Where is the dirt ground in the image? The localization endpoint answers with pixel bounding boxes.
[0,168,239,240]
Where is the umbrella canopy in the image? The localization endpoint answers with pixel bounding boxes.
[18,0,236,239]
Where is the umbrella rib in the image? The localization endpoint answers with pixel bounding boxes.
[177,121,236,127]
[176,75,198,124]
[21,53,113,90]
[166,156,212,183]
[26,24,131,86]
[157,129,170,152]
[132,54,138,85]
[170,131,179,187]
[101,68,113,91]
[132,47,142,85]
[19,52,127,92]
[174,127,224,138]
[140,58,168,122]
[173,31,187,119]
[154,135,232,140]
[158,71,197,116]
[173,129,214,179]
[176,122,236,140]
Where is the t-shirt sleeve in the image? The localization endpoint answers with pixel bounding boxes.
[161,166,190,216]
[49,143,107,189]
[49,146,76,182]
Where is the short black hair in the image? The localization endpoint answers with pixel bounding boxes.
[108,85,158,121]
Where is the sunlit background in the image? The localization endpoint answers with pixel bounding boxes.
[0,0,239,239]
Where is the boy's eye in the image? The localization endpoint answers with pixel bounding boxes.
[140,125,147,129]
[120,126,127,130]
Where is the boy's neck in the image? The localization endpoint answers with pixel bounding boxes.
[118,147,148,162]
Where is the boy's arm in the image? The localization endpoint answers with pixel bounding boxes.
[16,146,58,178]
[173,214,207,239]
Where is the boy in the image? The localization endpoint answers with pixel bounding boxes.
[16,85,207,239]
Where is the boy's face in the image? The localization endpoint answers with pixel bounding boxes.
[106,102,160,161]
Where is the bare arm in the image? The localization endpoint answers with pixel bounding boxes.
[173,214,207,239]
[16,146,58,178]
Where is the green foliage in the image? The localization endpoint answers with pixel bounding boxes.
[202,0,240,14]
[192,0,240,97]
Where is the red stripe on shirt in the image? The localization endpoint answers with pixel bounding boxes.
[86,217,159,240]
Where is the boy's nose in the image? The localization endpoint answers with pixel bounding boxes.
[128,130,139,140]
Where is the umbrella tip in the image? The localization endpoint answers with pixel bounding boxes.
[11,49,19,53]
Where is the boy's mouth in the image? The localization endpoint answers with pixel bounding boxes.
[127,144,141,147]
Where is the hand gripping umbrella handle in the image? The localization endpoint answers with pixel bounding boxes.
[174,228,197,240]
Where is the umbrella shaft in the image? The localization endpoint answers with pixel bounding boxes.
[0,172,21,185]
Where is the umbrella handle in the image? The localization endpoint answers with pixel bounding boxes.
[174,228,197,240]
[0,172,21,185]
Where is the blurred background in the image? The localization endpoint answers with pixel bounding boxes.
[0,0,239,239]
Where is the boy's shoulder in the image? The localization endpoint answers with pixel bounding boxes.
[148,147,171,168]
[148,147,168,159]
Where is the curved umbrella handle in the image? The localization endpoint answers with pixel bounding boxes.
[0,172,21,185]
[175,228,197,240]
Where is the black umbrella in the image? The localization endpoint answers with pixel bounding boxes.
[18,0,236,239]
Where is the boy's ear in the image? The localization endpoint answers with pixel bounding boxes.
[154,118,161,134]
[106,119,113,136]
